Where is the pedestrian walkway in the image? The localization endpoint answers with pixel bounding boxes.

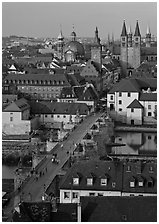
[3,112,103,221]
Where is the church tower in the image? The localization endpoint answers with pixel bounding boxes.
[91,27,102,66]
[57,29,64,60]
[127,26,134,68]
[133,20,141,69]
[120,20,128,74]
[145,26,151,47]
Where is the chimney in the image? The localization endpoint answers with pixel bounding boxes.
[77,202,81,222]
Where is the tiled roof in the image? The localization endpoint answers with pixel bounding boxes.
[139,93,157,101]
[81,196,157,222]
[141,47,157,56]
[123,161,157,194]
[109,78,157,94]
[60,160,123,191]
[3,98,30,112]
[29,101,89,115]
[60,160,157,194]
[4,73,71,87]
[127,99,144,109]
[59,87,77,99]
[109,78,140,93]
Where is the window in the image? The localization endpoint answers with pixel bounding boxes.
[148,105,151,110]
[112,182,116,188]
[135,37,138,41]
[87,178,93,186]
[64,192,70,199]
[89,192,95,196]
[148,180,153,187]
[45,115,47,118]
[98,193,104,196]
[128,92,131,97]
[72,192,78,199]
[148,135,151,140]
[119,100,122,105]
[130,181,135,188]
[10,117,13,122]
[101,178,107,186]
[138,181,143,187]
[119,108,122,112]
[155,105,157,110]
[149,166,153,173]
[127,165,131,172]
[51,114,54,118]
[10,113,13,115]
[110,95,114,100]
[148,112,152,116]
[122,37,125,41]
[131,108,134,113]
[73,178,79,185]
[57,115,60,118]
[119,92,122,97]
[63,115,66,118]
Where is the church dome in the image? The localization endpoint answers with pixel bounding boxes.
[64,41,85,56]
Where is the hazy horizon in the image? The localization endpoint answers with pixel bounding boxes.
[2,2,157,39]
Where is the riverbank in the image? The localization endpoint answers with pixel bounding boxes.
[115,125,157,132]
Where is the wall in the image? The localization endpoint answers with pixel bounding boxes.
[126,108,142,125]
[60,189,121,203]
[127,47,134,67]
[140,100,157,117]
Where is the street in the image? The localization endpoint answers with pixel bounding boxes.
[3,112,103,220]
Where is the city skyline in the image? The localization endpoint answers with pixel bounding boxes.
[2,2,157,39]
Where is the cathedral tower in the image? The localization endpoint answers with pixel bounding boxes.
[120,20,128,73]
[133,20,141,69]
[127,26,134,68]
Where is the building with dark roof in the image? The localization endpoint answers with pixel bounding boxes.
[29,100,89,125]
[59,159,156,203]
[81,196,157,222]
[3,73,71,100]
[58,83,99,111]
[107,77,157,125]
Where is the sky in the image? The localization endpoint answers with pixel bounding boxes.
[2,1,157,39]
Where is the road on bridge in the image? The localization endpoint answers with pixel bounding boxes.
[3,112,103,221]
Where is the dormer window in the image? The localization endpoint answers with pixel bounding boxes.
[87,178,93,186]
[101,178,107,186]
[73,177,79,185]
[126,165,131,172]
[138,180,144,187]
[130,179,135,188]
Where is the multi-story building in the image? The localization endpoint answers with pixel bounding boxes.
[2,98,38,135]
[29,100,89,125]
[59,159,156,203]
[3,73,71,100]
[107,78,157,124]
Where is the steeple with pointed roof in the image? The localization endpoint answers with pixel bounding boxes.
[121,20,127,36]
[146,25,151,47]
[134,20,141,36]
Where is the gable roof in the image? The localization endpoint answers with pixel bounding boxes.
[60,160,123,191]
[3,98,30,112]
[127,99,144,109]
[29,101,89,115]
[4,73,71,87]
[109,78,140,93]
[139,93,157,102]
